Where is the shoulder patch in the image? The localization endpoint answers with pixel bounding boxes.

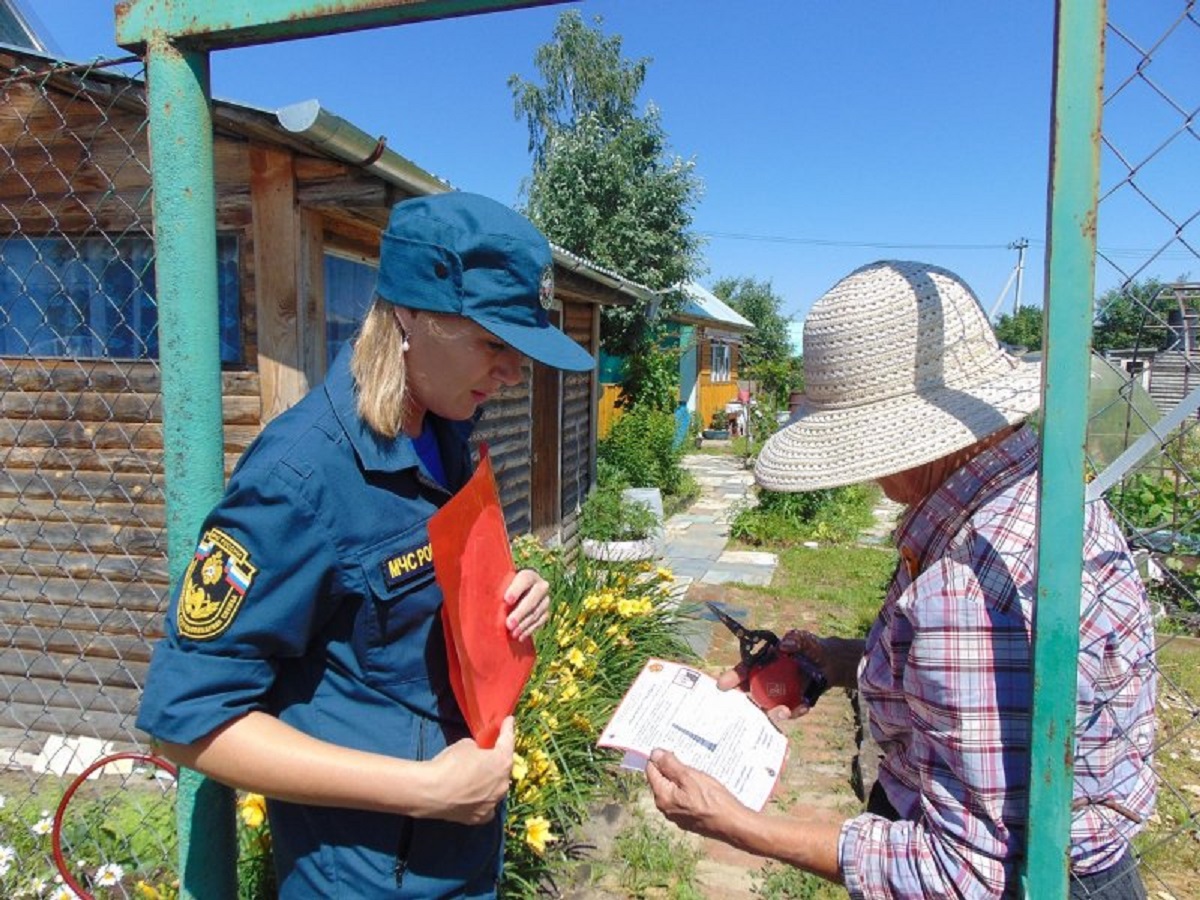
[178,527,258,640]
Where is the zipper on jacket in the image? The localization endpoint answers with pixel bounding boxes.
[394,817,414,888]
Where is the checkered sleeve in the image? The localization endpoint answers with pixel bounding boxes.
[841,544,1032,899]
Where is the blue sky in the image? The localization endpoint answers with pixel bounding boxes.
[24,1,1198,327]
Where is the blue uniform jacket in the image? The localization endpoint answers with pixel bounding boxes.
[137,347,504,898]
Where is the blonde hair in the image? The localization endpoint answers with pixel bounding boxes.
[351,298,408,438]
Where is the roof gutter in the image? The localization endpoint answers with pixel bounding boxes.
[276,99,654,306]
[276,99,451,197]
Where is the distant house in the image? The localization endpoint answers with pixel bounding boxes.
[672,282,755,432]
[0,44,651,747]
[1101,283,1200,418]
[787,319,804,358]
[597,282,754,438]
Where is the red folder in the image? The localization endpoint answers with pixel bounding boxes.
[428,446,536,749]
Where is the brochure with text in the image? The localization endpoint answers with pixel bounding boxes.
[598,658,787,811]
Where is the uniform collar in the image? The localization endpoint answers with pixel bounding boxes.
[323,345,477,475]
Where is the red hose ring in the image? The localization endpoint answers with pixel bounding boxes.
[51,751,179,900]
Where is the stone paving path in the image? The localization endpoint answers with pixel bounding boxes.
[661,453,778,656]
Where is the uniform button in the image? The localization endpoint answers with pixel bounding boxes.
[434,261,449,279]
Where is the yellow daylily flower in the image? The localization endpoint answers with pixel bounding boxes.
[512,752,528,783]
[524,816,559,855]
[238,793,267,830]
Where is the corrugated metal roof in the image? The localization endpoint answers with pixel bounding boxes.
[0,0,47,53]
[675,282,754,331]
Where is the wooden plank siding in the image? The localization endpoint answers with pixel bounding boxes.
[1146,351,1200,417]
[597,383,624,439]
[475,374,534,535]
[0,358,259,743]
[560,301,596,548]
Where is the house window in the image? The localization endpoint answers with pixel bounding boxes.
[710,341,731,383]
[0,235,241,362]
[324,252,379,364]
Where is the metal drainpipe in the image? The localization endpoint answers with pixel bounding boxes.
[144,35,238,900]
[1023,0,1105,896]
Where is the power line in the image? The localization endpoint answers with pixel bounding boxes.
[699,232,1008,251]
[699,231,1198,260]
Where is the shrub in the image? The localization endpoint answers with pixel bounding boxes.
[730,485,878,547]
[1108,469,1200,632]
[599,403,686,495]
[579,484,659,542]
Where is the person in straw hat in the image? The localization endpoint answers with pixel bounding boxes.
[646,260,1157,899]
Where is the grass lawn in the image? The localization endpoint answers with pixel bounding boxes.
[1137,634,1200,896]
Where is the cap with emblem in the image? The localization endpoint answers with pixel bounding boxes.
[375,191,595,372]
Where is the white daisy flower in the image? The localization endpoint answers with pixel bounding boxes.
[94,863,125,886]
[31,815,54,836]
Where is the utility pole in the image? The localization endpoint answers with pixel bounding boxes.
[1009,237,1029,315]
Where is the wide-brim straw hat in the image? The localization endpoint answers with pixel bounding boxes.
[755,260,1042,492]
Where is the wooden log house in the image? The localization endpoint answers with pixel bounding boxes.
[0,47,650,748]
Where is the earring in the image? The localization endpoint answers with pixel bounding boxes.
[402,336,411,352]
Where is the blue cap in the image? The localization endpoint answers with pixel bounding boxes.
[375,192,595,372]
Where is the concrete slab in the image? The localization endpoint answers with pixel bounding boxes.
[700,567,776,587]
[717,550,778,566]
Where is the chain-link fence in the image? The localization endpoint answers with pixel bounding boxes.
[1,3,1198,899]
[1086,4,1200,897]
[0,54,181,898]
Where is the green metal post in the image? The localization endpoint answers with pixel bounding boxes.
[116,0,568,50]
[1023,1,1106,897]
[143,35,238,899]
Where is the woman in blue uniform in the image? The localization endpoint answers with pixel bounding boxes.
[137,192,596,898]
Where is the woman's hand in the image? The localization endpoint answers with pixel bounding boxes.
[645,748,751,844]
[504,568,550,641]
[424,716,516,824]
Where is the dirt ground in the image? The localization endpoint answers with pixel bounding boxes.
[565,581,863,899]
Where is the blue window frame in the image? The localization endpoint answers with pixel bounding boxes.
[324,252,378,365]
[0,235,242,363]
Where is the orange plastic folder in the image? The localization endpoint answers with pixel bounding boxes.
[428,446,535,749]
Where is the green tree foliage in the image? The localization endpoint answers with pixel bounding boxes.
[510,12,704,360]
[619,330,679,413]
[993,304,1044,351]
[712,276,797,403]
[509,11,646,166]
[1092,277,1172,352]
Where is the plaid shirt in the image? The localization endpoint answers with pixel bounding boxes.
[839,427,1157,899]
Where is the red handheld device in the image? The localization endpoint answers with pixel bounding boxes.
[706,601,828,710]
